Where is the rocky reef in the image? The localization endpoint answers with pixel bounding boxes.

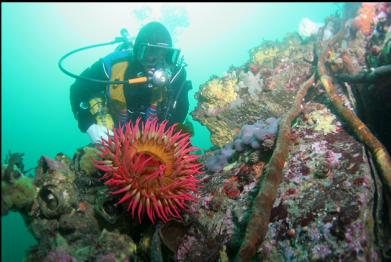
[192,31,313,147]
[2,2,391,262]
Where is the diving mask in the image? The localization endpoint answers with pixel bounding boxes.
[137,43,180,68]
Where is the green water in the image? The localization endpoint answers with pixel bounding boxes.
[2,3,342,261]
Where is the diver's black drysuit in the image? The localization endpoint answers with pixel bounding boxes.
[70,21,192,133]
[70,56,192,133]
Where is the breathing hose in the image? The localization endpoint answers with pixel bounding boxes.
[58,29,148,85]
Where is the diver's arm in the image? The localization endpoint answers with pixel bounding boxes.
[70,60,108,132]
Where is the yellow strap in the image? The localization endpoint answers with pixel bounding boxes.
[109,61,128,112]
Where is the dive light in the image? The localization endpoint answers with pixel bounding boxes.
[150,68,171,87]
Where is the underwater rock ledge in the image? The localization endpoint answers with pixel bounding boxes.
[2,3,391,261]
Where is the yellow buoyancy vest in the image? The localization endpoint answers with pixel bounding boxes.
[86,61,129,130]
[109,61,129,120]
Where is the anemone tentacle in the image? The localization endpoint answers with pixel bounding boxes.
[94,117,203,224]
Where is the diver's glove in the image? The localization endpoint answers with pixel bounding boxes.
[86,124,114,144]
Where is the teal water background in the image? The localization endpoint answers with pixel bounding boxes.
[2,3,342,261]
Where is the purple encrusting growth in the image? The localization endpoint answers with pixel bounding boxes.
[256,102,380,261]
[96,253,118,262]
[205,154,230,173]
[235,117,280,150]
[204,143,235,172]
[43,249,78,262]
[205,117,280,172]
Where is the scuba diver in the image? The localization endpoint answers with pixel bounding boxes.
[68,21,192,144]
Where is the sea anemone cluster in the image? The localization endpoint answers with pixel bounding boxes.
[352,2,390,36]
[94,118,203,224]
[205,117,280,172]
